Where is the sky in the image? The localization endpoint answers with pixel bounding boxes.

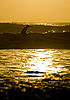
[0,0,70,22]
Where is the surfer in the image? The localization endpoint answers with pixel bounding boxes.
[21,25,31,38]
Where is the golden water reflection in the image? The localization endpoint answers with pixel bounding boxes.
[8,49,70,81]
[0,49,70,90]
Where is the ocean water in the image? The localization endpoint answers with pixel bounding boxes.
[0,21,70,99]
[0,49,70,100]
[0,22,70,34]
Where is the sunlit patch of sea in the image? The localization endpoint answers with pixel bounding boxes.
[0,49,70,91]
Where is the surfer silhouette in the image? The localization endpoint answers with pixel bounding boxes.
[21,25,31,38]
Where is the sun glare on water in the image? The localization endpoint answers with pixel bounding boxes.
[16,49,65,80]
[2,49,68,81]
[0,49,70,92]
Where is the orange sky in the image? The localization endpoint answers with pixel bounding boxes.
[0,0,70,22]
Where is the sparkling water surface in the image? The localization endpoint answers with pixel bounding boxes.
[0,49,70,91]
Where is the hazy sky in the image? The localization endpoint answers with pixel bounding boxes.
[0,0,70,22]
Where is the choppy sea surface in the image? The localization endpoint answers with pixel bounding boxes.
[0,49,70,99]
[0,22,70,34]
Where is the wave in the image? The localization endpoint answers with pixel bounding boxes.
[0,23,70,34]
[0,32,70,49]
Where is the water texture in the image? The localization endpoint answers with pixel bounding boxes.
[0,49,70,100]
[0,23,70,34]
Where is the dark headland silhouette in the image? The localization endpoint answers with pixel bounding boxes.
[0,24,70,49]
